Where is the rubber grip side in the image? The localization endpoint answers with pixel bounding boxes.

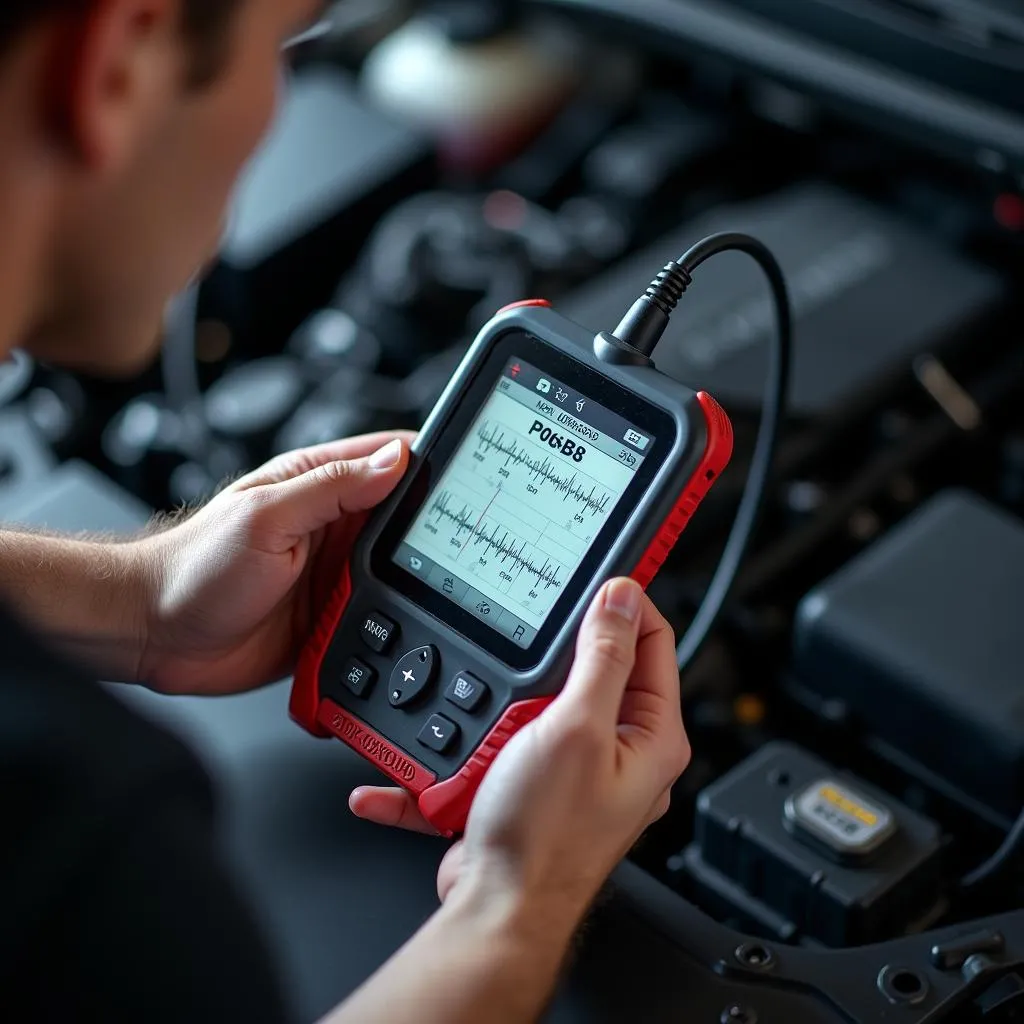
[418,697,554,838]
[290,561,354,738]
[631,392,734,589]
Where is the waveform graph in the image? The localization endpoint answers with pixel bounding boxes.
[401,393,638,624]
[473,419,615,520]
[424,488,571,615]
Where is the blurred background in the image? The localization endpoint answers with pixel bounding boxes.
[2,1,1023,1020]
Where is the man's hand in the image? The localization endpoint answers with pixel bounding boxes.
[353,578,689,912]
[334,578,690,1024]
[137,431,414,696]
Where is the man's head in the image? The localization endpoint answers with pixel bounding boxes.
[0,0,324,375]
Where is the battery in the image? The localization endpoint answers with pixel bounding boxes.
[682,742,945,947]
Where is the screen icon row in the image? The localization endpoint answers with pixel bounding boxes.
[537,378,586,413]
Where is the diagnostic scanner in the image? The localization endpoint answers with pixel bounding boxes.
[290,297,734,836]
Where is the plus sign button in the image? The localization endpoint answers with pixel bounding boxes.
[388,646,439,708]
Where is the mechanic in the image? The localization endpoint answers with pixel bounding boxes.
[0,2,692,1021]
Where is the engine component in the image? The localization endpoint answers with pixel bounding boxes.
[582,96,728,207]
[0,351,33,409]
[531,0,1024,177]
[0,460,150,534]
[204,358,307,445]
[287,308,383,384]
[561,183,1005,417]
[360,1,577,174]
[100,394,244,508]
[793,489,1024,818]
[102,395,189,499]
[338,188,594,369]
[216,67,433,353]
[23,380,86,454]
[0,410,56,512]
[682,742,945,947]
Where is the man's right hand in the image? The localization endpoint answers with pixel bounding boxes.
[350,576,691,929]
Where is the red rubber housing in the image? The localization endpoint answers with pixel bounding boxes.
[495,299,553,314]
[290,563,354,738]
[291,388,734,836]
[319,699,437,794]
[630,392,734,589]
[418,697,554,837]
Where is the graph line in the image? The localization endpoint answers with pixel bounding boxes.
[428,491,564,591]
[476,421,612,517]
[456,485,500,563]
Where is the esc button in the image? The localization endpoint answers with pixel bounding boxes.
[418,714,460,754]
[361,612,398,654]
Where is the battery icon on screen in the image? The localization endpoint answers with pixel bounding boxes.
[624,429,650,451]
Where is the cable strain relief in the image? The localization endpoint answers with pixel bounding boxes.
[645,261,692,315]
[594,331,654,367]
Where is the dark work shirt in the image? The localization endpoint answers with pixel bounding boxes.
[0,605,291,1022]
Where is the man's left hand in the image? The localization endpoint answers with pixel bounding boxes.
[137,431,414,696]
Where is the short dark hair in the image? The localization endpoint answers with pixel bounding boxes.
[0,1,243,86]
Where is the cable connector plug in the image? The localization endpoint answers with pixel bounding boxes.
[597,230,792,671]
[611,261,693,358]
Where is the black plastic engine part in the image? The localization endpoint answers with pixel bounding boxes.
[793,489,1024,819]
[529,0,1024,177]
[582,96,728,207]
[0,460,151,534]
[0,410,56,509]
[287,308,383,384]
[215,67,434,354]
[0,351,33,409]
[682,741,945,947]
[560,182,1005,417]
[204,357,307,443]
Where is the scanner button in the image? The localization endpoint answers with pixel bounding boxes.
[361,612,398,654]
[418,714,460,754]
[341,656,376,698]
[389,645,438,708]
[445,672,489,713]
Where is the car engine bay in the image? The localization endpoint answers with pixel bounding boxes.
[2,1,1023,1019]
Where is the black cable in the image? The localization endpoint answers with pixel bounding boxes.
[610,232,792,671]
[961,810,1024,893]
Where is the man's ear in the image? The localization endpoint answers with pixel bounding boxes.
[45,0,180,171]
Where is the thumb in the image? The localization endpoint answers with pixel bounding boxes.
[252,439,409,539]
[556,578,643,725]
[437,841,467,904]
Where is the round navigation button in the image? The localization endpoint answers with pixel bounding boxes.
[389,646,439,708]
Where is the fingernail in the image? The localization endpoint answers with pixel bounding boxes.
[604,578,642,622]
[369,439,403,470]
